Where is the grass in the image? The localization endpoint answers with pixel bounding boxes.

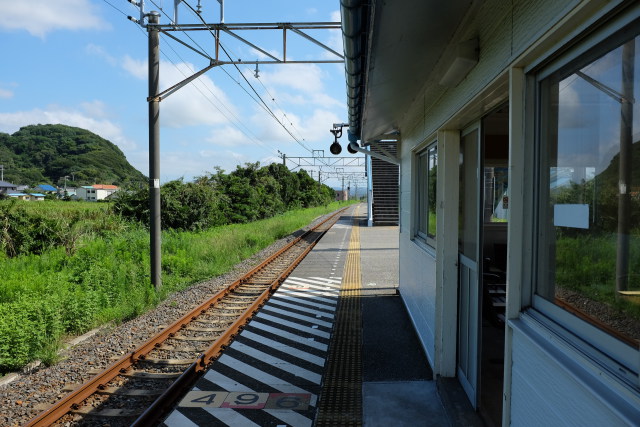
[555,231,640,323]
[0,201,353,372]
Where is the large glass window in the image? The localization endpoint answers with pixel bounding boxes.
[538,31,640,351]
[415,143,437,245]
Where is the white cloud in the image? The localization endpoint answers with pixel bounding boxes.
[159,149,256,181]
[205,125,264,148]
[80,100,111,119]
[0,88,13,99]
[122,57,238,128]
[122,55,147,80]
[257,64,325,94]
[0,106,138,152]
[249,105,341,151]
[326,10,343,56]
[86,44,117,66]
[0,0,109,38]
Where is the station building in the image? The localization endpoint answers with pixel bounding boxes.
[341,0,640,425]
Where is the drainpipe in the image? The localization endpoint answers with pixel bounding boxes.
[341,0,365,142]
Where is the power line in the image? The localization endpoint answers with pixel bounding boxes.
[179,0,315,154]
[127,0,277,158]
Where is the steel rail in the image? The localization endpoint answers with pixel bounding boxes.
[25,208,346,427]
[132,228,322,425]
[555,296,637,348]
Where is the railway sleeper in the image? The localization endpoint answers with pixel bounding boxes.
[72,407,143,417]
[142,358,196,365]
[122,371,182,379]
[159,344,208,352]
[171,335,216,341]
[97,386,165,397]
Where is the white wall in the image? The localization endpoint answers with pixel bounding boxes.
[510,315,639,426]
[392,0,640,423]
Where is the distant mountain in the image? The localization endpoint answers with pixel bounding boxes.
[596,138,640,188]
[0,124,146,188]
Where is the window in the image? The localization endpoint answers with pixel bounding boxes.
[415,143,437,246]
[537,20,640,377]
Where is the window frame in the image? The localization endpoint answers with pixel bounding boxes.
[532,6,640,388]
[413,140,438,248]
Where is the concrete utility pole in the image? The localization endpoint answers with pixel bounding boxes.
[128,1,344,288]
[616,39,635,295]
[149,11,162,290]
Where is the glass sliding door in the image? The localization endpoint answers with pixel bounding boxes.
[458,124,482,408]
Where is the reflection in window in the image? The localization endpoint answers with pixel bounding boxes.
[540,34,640,345]
[415,144,437,245]
[484,167,508,223]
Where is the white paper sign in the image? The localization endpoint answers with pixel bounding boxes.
[554,204,589,229]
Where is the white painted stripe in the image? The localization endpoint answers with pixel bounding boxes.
[203,408,262,426]
[255,313,331,338]
[202,370,249,391]
[271,294,336,311]
[265,409,313,427]
[309,276,342,283]
[163,409,200,427]
[266,299,334,319]
[261,306,333,328]
[284,276,341,286]
[230,342,322,384]
[241,330,325,366]
[248,321,328,351]
[218,355,314,395]
[277,290,338,304]
[282,281,341,292]
[285,277,342,287]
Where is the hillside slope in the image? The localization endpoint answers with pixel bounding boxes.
[0,124,146,187]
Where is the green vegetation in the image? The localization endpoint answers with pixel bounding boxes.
[0,201,351,372]
[113,162,334,231]
[555,232,640,324]
[0,124,147,187]
[0,128,345,373]
[550,147,640,330]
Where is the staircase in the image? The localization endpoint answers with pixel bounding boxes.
[370,142,399,226]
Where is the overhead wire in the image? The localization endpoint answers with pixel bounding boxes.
[179,0,317,155]
[123,0,341,178]
[134,0,279,158]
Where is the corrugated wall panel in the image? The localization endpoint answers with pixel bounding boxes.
[511,320,631,426]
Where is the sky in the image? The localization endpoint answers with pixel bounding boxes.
[0,0,362,188]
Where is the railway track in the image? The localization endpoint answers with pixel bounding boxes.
[26,208,346,427]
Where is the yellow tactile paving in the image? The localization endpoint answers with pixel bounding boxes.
[316,205,363,426]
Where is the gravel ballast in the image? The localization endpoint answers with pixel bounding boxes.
[0,216,329,427]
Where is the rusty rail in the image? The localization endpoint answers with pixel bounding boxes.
[26,208,346,426]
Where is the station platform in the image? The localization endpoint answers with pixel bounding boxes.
[162,204,480,426]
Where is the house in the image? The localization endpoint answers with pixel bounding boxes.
[340,1,640,426]
[6,193,30,201]
[0,180,17,195]
[76,184,119,201]
[30,193,46,201]
[36,184,57,193]
[335,190,348,201]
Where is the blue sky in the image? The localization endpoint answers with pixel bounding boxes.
[0,0,360,188]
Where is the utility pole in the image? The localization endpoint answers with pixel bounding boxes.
[616,39,635,295]
[127,1,343,287]
[149,11,162,290]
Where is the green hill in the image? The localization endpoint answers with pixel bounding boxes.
[0,124,146,188]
